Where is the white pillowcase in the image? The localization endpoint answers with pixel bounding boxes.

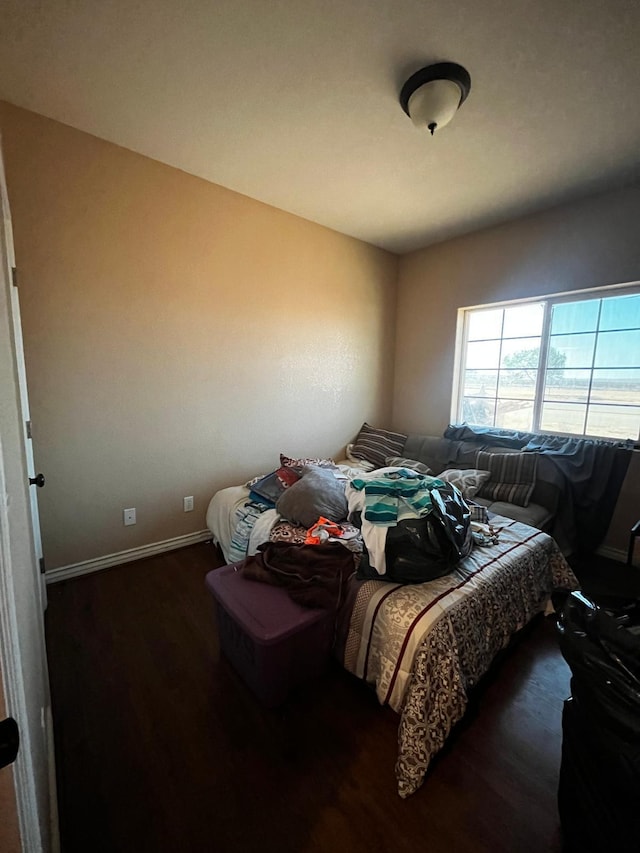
[437,468,491,499]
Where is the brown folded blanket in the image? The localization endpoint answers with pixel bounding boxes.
[242,541,356,610]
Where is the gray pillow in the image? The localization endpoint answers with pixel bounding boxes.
[437,468,491,499]
[275,465,348,528]
[385,456,433,475]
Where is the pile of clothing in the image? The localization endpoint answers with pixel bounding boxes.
[347,467,473,583]
[241,466,480,607]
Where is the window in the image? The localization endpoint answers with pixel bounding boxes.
[453,287,640,441]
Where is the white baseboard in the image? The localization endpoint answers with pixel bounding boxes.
[596,544,627,564]
[45,529,212,584]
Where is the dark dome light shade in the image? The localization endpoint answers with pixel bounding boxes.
[400,62,471,135]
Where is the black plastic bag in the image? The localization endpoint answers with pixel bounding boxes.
[557,591,640,736]
[556,591,640,853]
[430,484,474,561]
[356,482,473,583]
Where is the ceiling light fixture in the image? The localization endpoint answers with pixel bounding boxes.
[399,62,471,136]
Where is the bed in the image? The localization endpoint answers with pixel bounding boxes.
[206,465,577,797]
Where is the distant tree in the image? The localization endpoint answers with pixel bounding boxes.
[502,346,567,385]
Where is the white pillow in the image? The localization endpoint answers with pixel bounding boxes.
[437,468,491,499]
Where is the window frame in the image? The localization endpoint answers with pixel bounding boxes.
[451,281,640,442]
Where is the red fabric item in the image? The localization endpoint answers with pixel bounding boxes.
[305,516,344,545]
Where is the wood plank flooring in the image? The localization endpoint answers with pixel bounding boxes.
[45,542,570,853]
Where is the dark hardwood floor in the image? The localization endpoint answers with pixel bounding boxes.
[45,542,575,853]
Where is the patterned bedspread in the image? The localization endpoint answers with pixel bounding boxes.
[341,517,578,797]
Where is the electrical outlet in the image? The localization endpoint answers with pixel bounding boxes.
[183,496,194,512]
[123,507,136,526]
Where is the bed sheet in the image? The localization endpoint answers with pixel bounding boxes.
[205,485,250,562]
[341,516,578,797]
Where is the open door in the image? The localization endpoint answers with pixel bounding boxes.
[0,147,47,612]
[0,141,58,850]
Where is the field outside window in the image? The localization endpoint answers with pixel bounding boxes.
[454,288,640,441]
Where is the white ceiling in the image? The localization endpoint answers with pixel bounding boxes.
[1,0,640,253]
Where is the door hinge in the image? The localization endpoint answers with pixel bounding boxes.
[39,556,46,575]
[26,420,32,440]
[11,266,17,287]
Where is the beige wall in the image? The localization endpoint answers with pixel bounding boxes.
[393,184,640,553]
[0,102,398,569]
[2,98,637,564]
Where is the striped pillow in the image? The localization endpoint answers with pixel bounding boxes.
[351,423,407,468]
[475,451,538,507]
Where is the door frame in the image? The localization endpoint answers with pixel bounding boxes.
[0,138,58,852]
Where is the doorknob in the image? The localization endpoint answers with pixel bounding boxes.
[29,473,45,488]
[0,717,19,769]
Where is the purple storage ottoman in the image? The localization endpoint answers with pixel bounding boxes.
[205,564,334,707]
